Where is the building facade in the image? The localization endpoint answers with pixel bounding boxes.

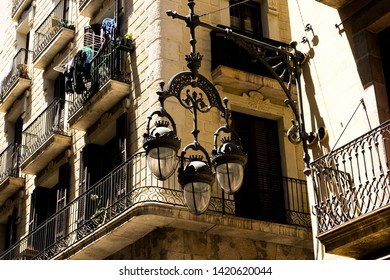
[0,0,321,260]
[288,0,390,259]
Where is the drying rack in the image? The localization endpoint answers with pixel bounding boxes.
[53,32,102,73]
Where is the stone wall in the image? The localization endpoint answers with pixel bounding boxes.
[106,227,314,260]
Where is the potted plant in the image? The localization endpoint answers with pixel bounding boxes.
[90,194,107,227]
[119,33,135,52]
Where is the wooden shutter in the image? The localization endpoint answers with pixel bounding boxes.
[5,207,18,250]
[54,164,69,240]
[116,113,127,198]
[78,144,103,225]
[28,187,50,249]
[232,112,285,223]
[116,113,127,164]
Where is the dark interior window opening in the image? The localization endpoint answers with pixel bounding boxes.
[232,111,286,223]
[77,113,127,225]
[230,0,262,38]
[28,164,70,253]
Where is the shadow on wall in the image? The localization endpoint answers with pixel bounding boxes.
[301,60,330,161]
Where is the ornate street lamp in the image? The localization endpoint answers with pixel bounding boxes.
[143,1,248,214]
[144,0,311,214]
[143,74,247,214]
[165,0,312,176]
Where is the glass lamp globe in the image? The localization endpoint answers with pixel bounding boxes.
[215,162,245,194]
[143,121,180,180]
[183,181,211,215]
[147,145,178,180]
[179,157,214,215]
[212,139,247,194]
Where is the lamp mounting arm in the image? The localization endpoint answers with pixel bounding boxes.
[166,0,311,175]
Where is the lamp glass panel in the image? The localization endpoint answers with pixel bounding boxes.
[183,182,211,214]
[216,162,244,194]
[147,147,177,180]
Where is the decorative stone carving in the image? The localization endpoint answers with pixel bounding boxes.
[242,91,271,111]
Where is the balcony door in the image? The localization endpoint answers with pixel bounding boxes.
[232,112,285,223]
[28,164,70,252]
[77,113,127,224]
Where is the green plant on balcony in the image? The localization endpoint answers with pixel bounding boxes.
[118,33,135,52]
[59,19,75,30]
[90,194,108,226]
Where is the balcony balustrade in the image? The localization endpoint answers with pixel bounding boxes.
[79,0,105,18]
[32,0,76,70]
[0,151,309,260]
[20,99,71,175]
[0,143,24,207]
[0,48,32,113]
[11,0,33,22]
[311,120,390,258]
[67,40,131,131]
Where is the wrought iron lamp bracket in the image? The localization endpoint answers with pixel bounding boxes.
[166,0,312,175]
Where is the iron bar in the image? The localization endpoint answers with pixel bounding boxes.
[0,48,32,101]
[166,0,311,175]
[33,0,76,61]
[68,39,130,118]
[0,149,308,260]
[20,98,69,163]
[0,143,22,184]
[311,120,390,234]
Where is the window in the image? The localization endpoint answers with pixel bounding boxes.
[3,206,18,251]
[232,112,286,223]
[230,0,262,37]
[28,164,70,251]
[77,113,127,225]
[54,73,66,100]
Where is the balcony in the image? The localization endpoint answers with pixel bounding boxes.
[32,0,76,70]
[311,120,390,259]
[79,0,105,18]
[0,48,32,113]
[0,152,311,260]
[0,143,25,207]
[315,0,354,9]
[210,28,294,97]
[68,40,131,131]
[11,0,33,22]
[20,99,71,175]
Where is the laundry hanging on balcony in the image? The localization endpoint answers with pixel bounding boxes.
[100,17,117,49]
[64,46,94,94]
[54,30,102,74]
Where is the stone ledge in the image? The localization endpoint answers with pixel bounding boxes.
[317,204,390,259]
[59,203,313,260]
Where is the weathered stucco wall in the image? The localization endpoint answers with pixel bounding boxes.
[106,227,314,260]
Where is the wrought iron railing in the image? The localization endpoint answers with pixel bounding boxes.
[311,120,390,234]
[283,177,311,227]
[20,99,69,163]
[68,39,130,117]
[11,0,31,17]
[32,0,76,61]
[0,150,309,260]
[0,48,32,102]
[0,143,22,184]
[210,26,290,82]
[79,0,92,10]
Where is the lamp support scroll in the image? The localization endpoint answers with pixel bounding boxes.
[167,0,311,175]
